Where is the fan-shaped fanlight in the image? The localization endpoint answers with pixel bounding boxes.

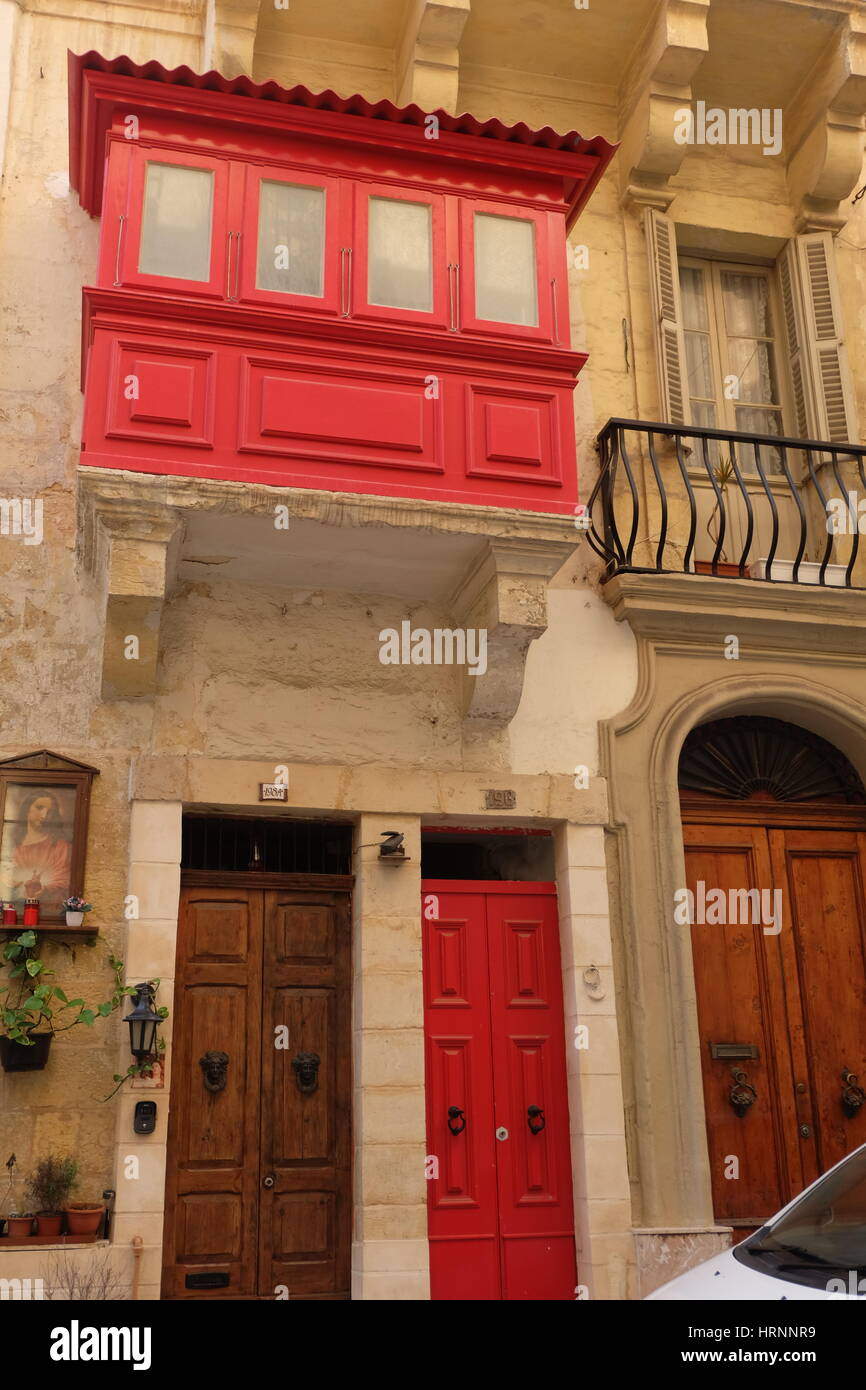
[678,717,866,803]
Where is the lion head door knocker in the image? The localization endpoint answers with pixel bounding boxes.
[199,1050,229,1094]
[292,1051,321,1095]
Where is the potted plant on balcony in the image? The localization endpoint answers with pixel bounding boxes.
[62,896,92,928]
[698,455,740,574]
[0,931,137,1072]
[26,1154,79,1237]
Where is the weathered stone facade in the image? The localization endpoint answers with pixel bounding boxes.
[1,0,865,1300]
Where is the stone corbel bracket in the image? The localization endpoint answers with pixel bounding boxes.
[79,489,183,700]
[618,0,710,210]
[396,0,471,114]
[204,0,263,81]
[449,535,575,728]
[785,19,866,233]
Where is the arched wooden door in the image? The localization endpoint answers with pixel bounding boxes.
[679,717,866,1236]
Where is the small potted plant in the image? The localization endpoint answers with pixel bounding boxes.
[62,896,92,928]
[64,1198,105,1237]
[5,1211,34,1240]
[26,1154,79,1238]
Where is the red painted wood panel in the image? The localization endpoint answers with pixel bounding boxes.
[81,293,582,512]
[422,882,577,1300]
[487,891,578,1300]
[79,90,596,515]
[422,887,500,1299]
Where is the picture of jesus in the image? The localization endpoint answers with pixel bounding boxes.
[0,786,74,916]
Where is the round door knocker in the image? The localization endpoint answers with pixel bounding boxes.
[447,1105,465,1136]
[841,1068,866,1118]
[729,1067,757,1118]
[527,1105,546,1135]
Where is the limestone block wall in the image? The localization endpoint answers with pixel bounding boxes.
[108,800,182,1302]
[351,813,429,1300]
[555,823,633,1300]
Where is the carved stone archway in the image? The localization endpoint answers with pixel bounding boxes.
[598,570,866,1290]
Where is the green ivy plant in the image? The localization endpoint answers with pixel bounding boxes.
[0,931,136,1042]
[104,1030,168,1103]
[1,931,169,1101]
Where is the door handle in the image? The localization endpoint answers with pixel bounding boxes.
[262,1174,275,1190]
[527,1105,545,1135]
[841,1068,866,1118]
[447,1105,465,1136]
[729,1067,757,1117]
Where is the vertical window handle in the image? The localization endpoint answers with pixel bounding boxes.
[339,247,354,315]
[447,263,460,331]
[233,231,242,300]
[113,214,126,286]
[226,231,236,300]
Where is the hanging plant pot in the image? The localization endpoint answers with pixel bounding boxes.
[0,1033,53,1072]
[64,1203,104,1236]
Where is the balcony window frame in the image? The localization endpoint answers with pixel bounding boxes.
[459,199,558,343]
[236,163,346,316]
[678,255,795,478]
[120,145,231,300]
[350,181,450,329]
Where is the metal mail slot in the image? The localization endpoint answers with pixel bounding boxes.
[710,1042,758,1061]
[185,1271,230,1289]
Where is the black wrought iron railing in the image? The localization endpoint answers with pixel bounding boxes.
[585,419,866,587]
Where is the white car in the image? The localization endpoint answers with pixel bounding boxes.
[647,1141,866,1299]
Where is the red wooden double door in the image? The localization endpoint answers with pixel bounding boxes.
[422,882,577,1300]
[684,812,866,1232]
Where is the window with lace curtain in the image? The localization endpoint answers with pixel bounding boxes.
[678,258,788,474]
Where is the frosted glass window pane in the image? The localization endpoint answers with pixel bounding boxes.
[368,198,432,311]
[256,182,325,296]
[474,213,537,325]
[139,163,214,281]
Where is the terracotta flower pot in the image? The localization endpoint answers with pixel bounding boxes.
[0,1033,52,1071]
[6,1215,33,1239]
[64,1203,104,1236]
[35,1212,63,1237]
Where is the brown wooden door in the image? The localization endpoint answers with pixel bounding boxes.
[162,882,351,1299]
[684,819,866,1233]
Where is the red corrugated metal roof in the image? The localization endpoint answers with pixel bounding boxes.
[68,50,616,217]
[69,49,614,151]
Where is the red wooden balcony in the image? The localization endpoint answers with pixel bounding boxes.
[69,52,614,517]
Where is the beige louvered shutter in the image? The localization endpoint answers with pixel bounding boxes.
[644,208,687,425]
[776,241,811,439]
[777,234,857,444]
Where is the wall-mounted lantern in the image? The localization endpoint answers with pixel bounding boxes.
[123,983,163,1062]
[378,831,409,865]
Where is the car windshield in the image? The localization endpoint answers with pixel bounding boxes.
[734,1145,866,1293]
